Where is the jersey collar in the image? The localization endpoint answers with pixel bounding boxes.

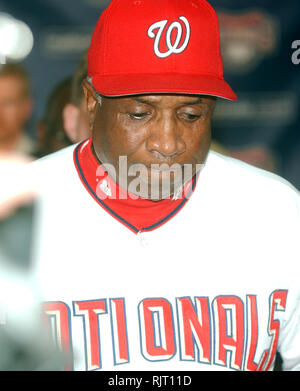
[74,138,199,234]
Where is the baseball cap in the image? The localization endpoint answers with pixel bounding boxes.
[88,0,237,101]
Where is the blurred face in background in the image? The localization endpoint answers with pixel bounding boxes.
[63,97,90,143]
[0,75,32,142]
[62,52,91,144]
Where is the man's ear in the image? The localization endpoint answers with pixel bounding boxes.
[82,80,98,130]
[63,103,80,143]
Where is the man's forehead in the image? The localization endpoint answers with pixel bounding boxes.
[106,94,215,106]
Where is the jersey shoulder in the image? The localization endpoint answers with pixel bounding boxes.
[205,150,300,212]
[27,144,80,195]
[31,144,77,171]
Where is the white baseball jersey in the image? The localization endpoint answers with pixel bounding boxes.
[28,138,300,371]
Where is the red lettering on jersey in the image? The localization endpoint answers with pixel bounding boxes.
[257,350,268,371]
[244,295,259,371]
[139,298,176,361]
[213,296,244,370]
[43,301,73,371]
[262,290,288,371]
[176,297,211,363]
[73,299,107,371]
[109,298,129,364]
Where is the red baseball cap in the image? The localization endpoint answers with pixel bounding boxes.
[88,0,237,101]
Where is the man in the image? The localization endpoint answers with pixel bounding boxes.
[0,63,35,156]
[7,0,300,371]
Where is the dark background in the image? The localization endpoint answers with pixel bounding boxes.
[0,0,299,189]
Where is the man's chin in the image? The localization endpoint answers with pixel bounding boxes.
[142,189,176,202]
[116,163,197,200]
[128,179,184,201]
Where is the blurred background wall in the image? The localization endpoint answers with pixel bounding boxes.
[0,0,299,189]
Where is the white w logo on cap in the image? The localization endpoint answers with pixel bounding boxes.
[147,16,190,58]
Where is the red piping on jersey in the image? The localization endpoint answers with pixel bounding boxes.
[73,138,199,234]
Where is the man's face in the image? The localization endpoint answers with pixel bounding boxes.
[86,87,216,200]
[0,76,32,141]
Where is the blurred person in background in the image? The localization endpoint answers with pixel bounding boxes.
[0,63,36,269]
[63,52,90,144]
[36,77,73,157]
[0,63,64,370]
[37,52,90,157]
[0,63,35,157]
[0,152,68,370]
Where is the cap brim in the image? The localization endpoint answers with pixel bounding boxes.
[90,73,237,101]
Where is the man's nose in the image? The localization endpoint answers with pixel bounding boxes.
[145,113,186,158]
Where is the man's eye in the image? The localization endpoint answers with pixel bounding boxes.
[129,112,149,120]
[182,113,201,121]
